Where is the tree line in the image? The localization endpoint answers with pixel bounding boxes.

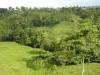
[0,7,100,65]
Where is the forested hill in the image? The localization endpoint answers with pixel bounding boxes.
[0,7,100,40]
[0,7,100,65]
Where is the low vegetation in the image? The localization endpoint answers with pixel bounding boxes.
[0,6,100,75]
[0,42,100,75]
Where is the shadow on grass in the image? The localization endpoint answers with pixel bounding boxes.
[28,50,41,55]
[23,49,41,70]
[23,56,39,70]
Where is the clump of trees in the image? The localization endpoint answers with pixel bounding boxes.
[40,25,100,65]
[0,7,100,66]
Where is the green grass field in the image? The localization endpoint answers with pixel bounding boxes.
[51,21,80,40]
[0,42,100,75]
[52,21,79,34]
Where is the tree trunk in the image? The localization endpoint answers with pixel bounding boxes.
[82,57,84,75]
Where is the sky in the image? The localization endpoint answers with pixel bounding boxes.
[0,0,100,8]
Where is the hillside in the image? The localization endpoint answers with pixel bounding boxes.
[0,42,100,75]
[52,21,79,37]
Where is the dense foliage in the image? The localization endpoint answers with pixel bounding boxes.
[0,7,100,65]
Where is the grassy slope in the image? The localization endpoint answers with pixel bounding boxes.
[0,42,100,75]
[36,21,79,40]
[0,42,44,75]
[37,21,79,36]
[52,21,79,35]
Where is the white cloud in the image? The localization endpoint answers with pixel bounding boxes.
[0,0,98,8]
[0,0,71,8]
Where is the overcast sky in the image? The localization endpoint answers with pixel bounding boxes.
[0,0,99,8]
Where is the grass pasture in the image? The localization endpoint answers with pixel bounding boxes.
[52,21,79,35]
[0,42,100,75]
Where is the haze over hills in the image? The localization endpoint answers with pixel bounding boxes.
[0,0,99,8]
